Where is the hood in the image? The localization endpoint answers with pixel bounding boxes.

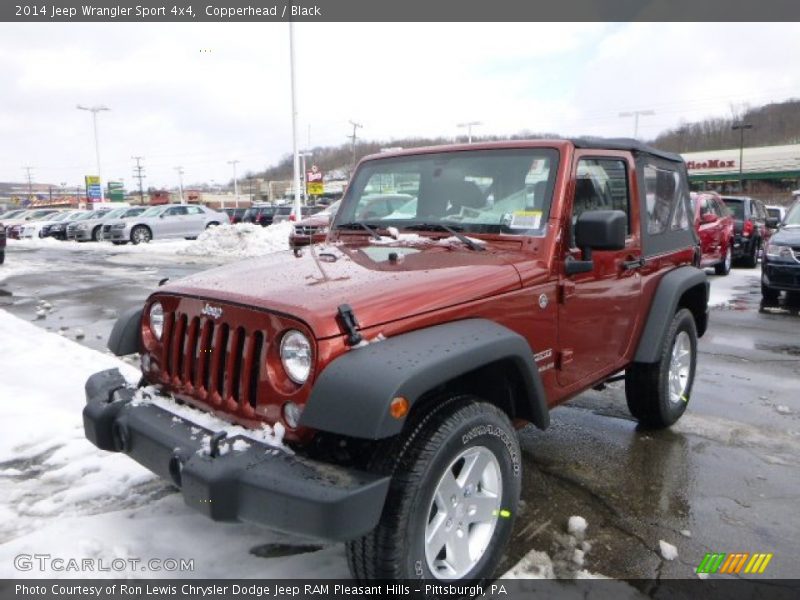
[294,213,332,228]
[160,239,540,339]
[770,226,800,246]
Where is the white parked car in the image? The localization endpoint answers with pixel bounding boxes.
[66,207,119,241]
[103,204,225,244]
[20,210,84,239]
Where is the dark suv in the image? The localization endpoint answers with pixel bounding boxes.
[762,199,800,302]
[720,195,772,267]
[84,139,708,583]
[242,205,292,226]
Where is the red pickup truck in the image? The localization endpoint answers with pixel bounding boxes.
[84,139,708,582]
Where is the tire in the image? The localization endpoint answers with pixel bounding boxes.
[625,308,697,429]
[743,239,759,268]
[206,221,220,228]
[130,225,152,245]
[714,244,732,276]
[91,226,102,242]
[0,249,4,265]
[346,396,521,583]
[762,282,780,304]
[112,241,128,246]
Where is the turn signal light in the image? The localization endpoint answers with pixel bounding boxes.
[390,396,409,419]
[743,219,754,237]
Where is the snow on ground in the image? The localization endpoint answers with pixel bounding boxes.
[658,540,679,561]
[6,222,292,261]
[706,266,761,307]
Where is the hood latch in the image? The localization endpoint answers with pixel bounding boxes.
[337,304,363,346]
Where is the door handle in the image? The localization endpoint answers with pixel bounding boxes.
[621,257,645,270]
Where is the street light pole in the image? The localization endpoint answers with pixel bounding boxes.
[457,121,482,143]
[348,120,363,174]
[732,122,753,193]
[175,166,185,204]
[619,109,655,139]
[289,22,302,221]
[77,104,110,202]
[228,159,240,208]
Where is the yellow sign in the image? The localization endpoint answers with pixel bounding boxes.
[85,176,100,185]
[307,181,324,196]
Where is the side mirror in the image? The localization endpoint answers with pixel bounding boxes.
[566,210,627,275]
[159,213,165,218]
[766,217,779,229]
[701,212,718,224]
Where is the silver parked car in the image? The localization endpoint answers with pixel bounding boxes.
[66,207,120,241]
[103,204,225,244]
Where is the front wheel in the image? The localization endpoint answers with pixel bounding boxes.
[206,221,220,228]
[346,396,521,582]
[625,308,697,428]
[91,226,102,242]
[714,244,732,276]
[130,225,152,245]
[762,282,780,304]
[0,249,4,265]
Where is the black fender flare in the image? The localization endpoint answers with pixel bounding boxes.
[634,266,709,364]
[107,307,143,356]
[299,319,549,440]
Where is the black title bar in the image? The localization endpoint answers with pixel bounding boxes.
[3,0,800,22]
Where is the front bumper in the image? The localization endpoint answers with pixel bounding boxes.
[105,228,130,240]
[68,228,91,241]
[731,234,751,258]
[83,369,390,541]
[763,261,800,292]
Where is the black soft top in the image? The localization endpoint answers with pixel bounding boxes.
[571,137,684,164]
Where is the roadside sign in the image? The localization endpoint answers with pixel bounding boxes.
[108,181,125,202]
[306,165,324,196]
[85,175,101,201]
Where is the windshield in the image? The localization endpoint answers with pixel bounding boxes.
[784,202,800,227]
[102,208,127,219]
[721,198,744,220]
[48,212,71,222]
[123,208,145,217]
[30,210,57,220]
[74,211,97,221]
[0,210,25,219]
[335,148,559,236]
[140,206,165,217]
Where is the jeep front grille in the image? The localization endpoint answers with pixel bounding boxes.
[159,310,267,417]
[294,226,321,236]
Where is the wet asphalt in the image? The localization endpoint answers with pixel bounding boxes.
[1,244,798,583]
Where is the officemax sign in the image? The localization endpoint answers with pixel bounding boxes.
[686,159,736,170]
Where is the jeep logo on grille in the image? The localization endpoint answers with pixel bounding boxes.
[201,303,223,319]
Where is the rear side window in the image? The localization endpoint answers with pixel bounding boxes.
[642,165,687,234]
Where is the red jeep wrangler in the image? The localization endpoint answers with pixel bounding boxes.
[84,139,708,582]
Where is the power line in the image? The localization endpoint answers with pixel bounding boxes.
[132,156,146,205]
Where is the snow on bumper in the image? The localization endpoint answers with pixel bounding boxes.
[82,368,390,541]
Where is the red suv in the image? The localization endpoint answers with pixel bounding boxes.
[691,192,734,275]
[84,139,708,583]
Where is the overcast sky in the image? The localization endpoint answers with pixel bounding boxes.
[1,22,799,190]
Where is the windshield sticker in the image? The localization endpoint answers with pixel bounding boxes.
[509,210,542,229]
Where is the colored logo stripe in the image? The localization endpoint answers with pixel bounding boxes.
[697,552,773,574]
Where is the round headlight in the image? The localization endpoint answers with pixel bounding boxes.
[280,330,312,384]
[149,302,164,340]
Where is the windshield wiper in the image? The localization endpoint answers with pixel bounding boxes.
[404,222,485,251]
[336,221,381,240]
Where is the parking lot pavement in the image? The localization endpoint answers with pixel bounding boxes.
[2,245,799,581]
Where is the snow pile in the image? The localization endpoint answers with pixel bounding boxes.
[659,540,679,561]
[567,515,588,535]
[179,222,292,258]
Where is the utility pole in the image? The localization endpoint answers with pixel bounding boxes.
[175,166,185,204]
[76,104,110,202]
[227,159,240,208]
[131,156,146,205]
[732,122,753,193]
[457,121,482,144]
[348,120,363,174]
[619,109,655,139]
[289,22,302,221]
[299,151,312,204]
[23,166,34,204]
